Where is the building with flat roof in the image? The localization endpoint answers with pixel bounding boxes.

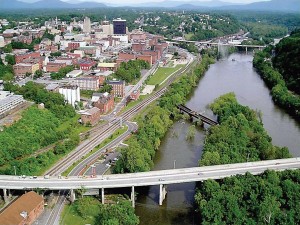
[0,91,25,118]
[13,63,40,78]
[107,80,125,98]
[73,76,99,91]
[66,70,83,78]
[113,18,126,35]
[80,107,101,126]
[83,17,91,33]
[0,191,44,225]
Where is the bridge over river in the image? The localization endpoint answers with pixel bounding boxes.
[1,158,300,206]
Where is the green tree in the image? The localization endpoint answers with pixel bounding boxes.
[5,54,16,65]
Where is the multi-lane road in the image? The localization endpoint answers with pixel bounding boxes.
[1,158,300,190]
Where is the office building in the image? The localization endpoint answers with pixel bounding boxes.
[83,17,91,33]
[113,18,126,35]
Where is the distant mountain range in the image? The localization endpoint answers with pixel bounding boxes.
[129,0,239,8]
[1,0,299,12]
[1,0,107,9]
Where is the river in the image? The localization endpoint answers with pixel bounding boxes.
[135,52,300,225]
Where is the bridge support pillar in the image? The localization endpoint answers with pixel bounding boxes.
[3,188,8,203]
[159,184,167,206]
[131,186,135,208]
[101,188,105,204]
[70,189,76,203]
[246,46,248,53]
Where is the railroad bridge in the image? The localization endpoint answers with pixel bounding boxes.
[177,104,218,126]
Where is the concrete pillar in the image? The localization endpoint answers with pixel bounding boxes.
[70,189,76,203]
[3,188,8,203]
[159,184,167,206]
[101,188,105,204]
[246,46,248,53]
[131,186,135,208]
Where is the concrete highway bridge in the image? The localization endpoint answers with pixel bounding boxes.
[1,158,300,207]
[171,39,266,51]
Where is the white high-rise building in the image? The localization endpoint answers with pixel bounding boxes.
[0,36,5,48]
[59,85,80,107]
[83,17,91,33]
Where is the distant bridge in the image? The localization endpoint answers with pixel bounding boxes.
[177,104,218,126]
[171,39,266,50]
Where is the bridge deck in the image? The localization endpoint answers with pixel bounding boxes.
[0,158,299,190]
[177,104,218,126]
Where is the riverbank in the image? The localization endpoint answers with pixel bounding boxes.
[113,54,215,174]
[253,44,300,120]
[195,93,299,224]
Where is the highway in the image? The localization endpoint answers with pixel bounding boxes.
[1,158,300,190]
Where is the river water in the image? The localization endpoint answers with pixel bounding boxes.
[135,53,300,225]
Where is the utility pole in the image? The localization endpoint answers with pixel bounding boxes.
[173,160,176,169]
[13,166,16,176]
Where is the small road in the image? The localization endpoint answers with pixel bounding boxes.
[69,121,138,176]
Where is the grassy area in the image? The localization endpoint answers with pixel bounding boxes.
[147,65,183,86]
[185,33,194,40]
[62,126,128,176]
[80,90,93,99]
[60,197,100,225]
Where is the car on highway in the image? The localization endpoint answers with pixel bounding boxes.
[159,178,165,181]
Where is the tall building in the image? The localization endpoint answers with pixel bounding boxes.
[58,85,80,107]
[102,20,113,36]
[113,18,126,35]
[83,17,91,33]
[0,36,4,48]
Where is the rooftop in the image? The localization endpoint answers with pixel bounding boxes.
[0,191,44,225]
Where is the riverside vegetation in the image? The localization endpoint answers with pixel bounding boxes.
[194,93,300,224]
[114,54,215,173]
[253,29,300,120]
[0,82,80,175]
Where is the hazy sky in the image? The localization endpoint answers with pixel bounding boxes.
[20,0,270,4]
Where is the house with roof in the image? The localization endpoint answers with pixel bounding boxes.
[92,92,114,114]
[80,107,101,126]
[0,191,44,225]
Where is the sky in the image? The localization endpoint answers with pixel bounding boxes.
[20,0,270,4]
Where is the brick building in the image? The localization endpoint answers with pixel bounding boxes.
[107,80,125,98]
[45,62,66,72]
[0,191,44,225]
[98,63,117,72]
[142,50,160,64]
[22,57,45,70]
[130,90,140,101]
[68,42,80,51]
[132,42,146,52]
[15,52,40,64]
[80,107,101,126]
[73,76,100,91]
[118,52,136,61]
[77,59,96,71]
[13,63,39,78]
[92,92,114,114]
[137,55,152,66]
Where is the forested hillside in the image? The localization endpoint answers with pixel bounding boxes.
[253,30,300,119]
[272,29,300,94]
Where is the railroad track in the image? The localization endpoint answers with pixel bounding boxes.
[46,54,195,177]
[46,121,120,176]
